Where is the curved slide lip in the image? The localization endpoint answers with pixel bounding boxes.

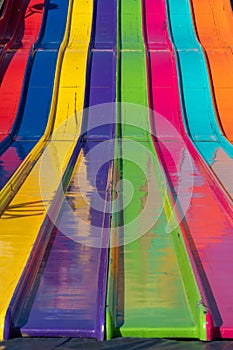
[144,0,233,339]
[190,0,233,143]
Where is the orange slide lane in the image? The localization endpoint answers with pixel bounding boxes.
[190,0,233,142]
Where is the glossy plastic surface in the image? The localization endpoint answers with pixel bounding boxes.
[0,0,232,343]
[165,0,233,203]
[0,0,92,340]
[0,0,69,190]
[156,0,233,339]
[106,0,207,340]
[12,0,116,339]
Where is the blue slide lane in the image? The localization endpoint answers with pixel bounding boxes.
[0,0,69,189]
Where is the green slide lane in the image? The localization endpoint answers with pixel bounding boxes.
[106,0,207,340]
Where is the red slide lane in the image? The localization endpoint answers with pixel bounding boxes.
[0,0,44,141]
[144,0,233,339]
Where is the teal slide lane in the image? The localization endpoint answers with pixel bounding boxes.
[166,0,233,202]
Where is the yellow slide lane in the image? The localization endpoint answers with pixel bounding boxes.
[0,0,93,339]
[190,0,233,142]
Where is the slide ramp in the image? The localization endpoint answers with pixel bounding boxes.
[0,0,91,340]
[1,0,116,340]
[106,0,208,340]
[149,0,233,339]
[11,0,116,339]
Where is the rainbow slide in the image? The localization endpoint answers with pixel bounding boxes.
[0,0,232,343]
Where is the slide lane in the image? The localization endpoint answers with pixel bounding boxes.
[190,0,233,142]
[0,0,92,340]
[0,0,44,142]
[0,0,69,207]
[165,0,233,203]
[8,0,116,339]
[148,0,233,339]
[106,0,208,340]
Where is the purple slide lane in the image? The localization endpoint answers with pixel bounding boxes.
[7,0,116,339]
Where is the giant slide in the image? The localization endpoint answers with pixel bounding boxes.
[0,0,232,344]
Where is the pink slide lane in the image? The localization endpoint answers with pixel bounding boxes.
[144,0,233,339]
